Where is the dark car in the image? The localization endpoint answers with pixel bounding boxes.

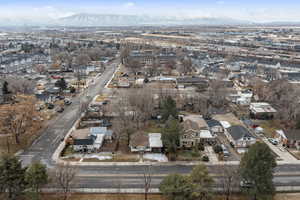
[56,96,65,100]
[64,99,72,105]
[56,107,64,113]
[240,180,254,188]
[46,103,55,109]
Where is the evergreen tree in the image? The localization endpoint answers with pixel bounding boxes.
[161,96,178,121]
[2,81,10,95]
[55,78,67,92]
[159,174,193,200]
[162,117,182,160]
[240,142,277,200]
[160,164,214,200]
[0,155,26,200]
[25,162,48,200]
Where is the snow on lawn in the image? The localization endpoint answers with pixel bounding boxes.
[143,153,168,162]
[84,154,112,161]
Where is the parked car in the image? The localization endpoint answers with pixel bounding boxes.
[56,95,65,100]
[88,106,100,112]
[221,144,230,157]
[46,103,55,109]
[56,106,64,113]
[240,180,254,188]
[101,120,112,127]
[268,138,278,145]
[64,99,72,105]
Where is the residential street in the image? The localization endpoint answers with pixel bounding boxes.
[18,61,118,168]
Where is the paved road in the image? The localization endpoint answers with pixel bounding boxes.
[17,60,300,191]
[19,61,118,168]
[72,175,300,189]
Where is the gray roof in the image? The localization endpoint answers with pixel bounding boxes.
[90,127,113,137]
[226,125,255,141]
[177,77,208,84]
[73,135,96,145]
[206,119,222,128]
[73,138,94,145]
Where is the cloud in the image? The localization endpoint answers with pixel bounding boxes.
[124,2,136,8]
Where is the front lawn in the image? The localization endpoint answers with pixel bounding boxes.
[176,149,202,161]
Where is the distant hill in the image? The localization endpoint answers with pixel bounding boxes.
[57,13,251,26]
[1,13,300,27]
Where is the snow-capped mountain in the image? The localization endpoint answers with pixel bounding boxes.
[57,13,251,26]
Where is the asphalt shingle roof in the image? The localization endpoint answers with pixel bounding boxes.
[226,125,255,141]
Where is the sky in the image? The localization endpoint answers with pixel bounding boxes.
[0,0,299,22]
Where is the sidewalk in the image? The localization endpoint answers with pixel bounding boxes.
[262,137,298,163]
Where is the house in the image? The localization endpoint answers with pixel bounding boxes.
[176,77,208,89]
[71,127,114,152]
[118,78,130,88]
[180,115,215,148]
[250,102,277,120]
[73,137,96,152]
[130,132,163,153]
[225,125,256,153]
[283,129,300,149]
[130,132,150,152]
[149,133,163,153]
[206,119,223,134]
[70,128,95,152]
[228,91,253,105]
[274,130,287,144]
[90,127,114,141]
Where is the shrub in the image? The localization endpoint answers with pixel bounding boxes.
[198,143,205,151]
[213,145,223,154]
[202,155,209,162]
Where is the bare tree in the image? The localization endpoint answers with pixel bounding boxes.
[126,59,141,79]
[74,53,91,84]
[34,64,46,74]
[120,46,130,65]
[178,57,193,75]
[208,80,228,108]
[127,88,155,129]
[143,165,152,200]
[0,96,42,146]
[217,164,240,200]
[4,76,35,95]
[53,163,77,200]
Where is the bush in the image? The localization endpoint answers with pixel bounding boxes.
[213,145,223,154]
[198,143,205,151]
[202,155,209,162]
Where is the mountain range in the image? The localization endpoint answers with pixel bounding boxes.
[0,13,299,27]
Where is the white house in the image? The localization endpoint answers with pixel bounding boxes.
[225,125,256,153]
[130,132,163,153]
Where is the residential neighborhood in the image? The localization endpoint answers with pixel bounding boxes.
[1,2,300,199]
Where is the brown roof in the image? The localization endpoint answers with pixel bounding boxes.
[183,119,200,131]
[130,132,149,147]
[183,115,208,130]
[71,128,90,139]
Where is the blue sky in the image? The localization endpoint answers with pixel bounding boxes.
[0,0,299,22]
